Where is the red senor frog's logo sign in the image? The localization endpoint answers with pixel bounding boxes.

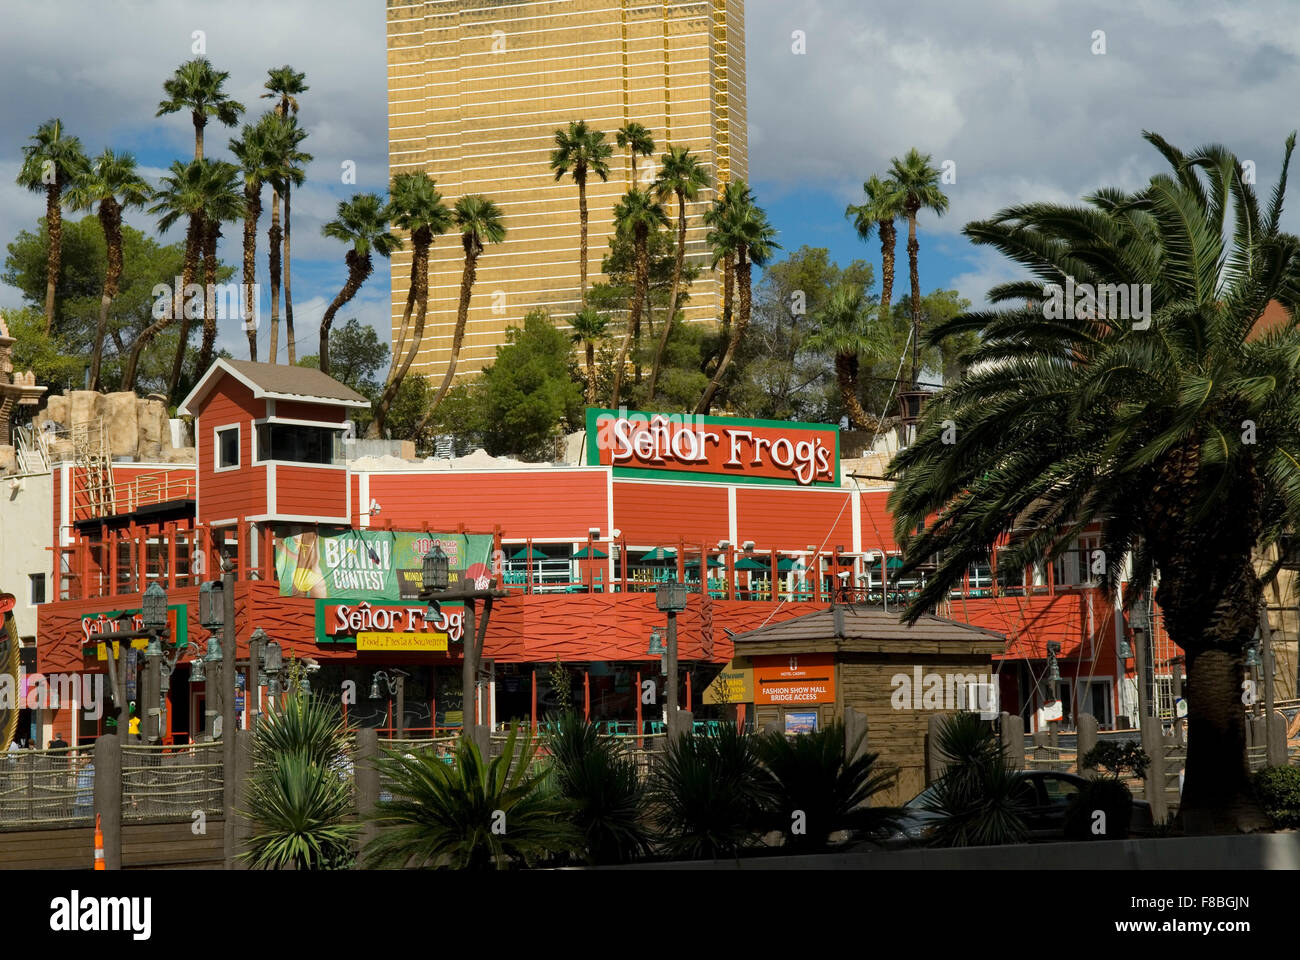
[325,602,464,644]
[587,409,838,486]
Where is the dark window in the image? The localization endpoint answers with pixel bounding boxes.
[217,427,239,469]
[28,573,45,605]
[256,424,343,465]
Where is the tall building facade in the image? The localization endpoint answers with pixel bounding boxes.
[386,0,747,380]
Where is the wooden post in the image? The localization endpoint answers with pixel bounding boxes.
[813,550,822,603]
[843,705,869,765]
[769,550,778,603]
[166,521,176,589]
[530,669,537,732]
[92,734,121,870]
[727,545,735,601]
[395,674,405,738]
[1260,602,1284,766]
[636,670,643,748]
[584,670,590,721]
[354,727,379,857]
[1000,712,1024,771]
[620,537,628,593]
[685,670,692,712]
[1076,713,1099,777]
[1141,713,1168,825]
[231,729,254,870]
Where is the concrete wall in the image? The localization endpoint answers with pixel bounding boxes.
[0,470,52,640]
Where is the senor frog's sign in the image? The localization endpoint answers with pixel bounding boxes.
[586,408,840,487]
[315,599,464,652]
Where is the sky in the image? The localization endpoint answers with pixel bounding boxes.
[3,0,1300,362]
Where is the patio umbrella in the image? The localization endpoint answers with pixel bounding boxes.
[867,555,905,570]
[685,557,723,569]
[572,546,608,559]
[640,547,676,562]
[734,557,768,571]
[511,546,549,560]
[776,557,802,572]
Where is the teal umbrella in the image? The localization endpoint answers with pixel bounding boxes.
[776,557,802,572]
[734,557,768,571]
[573,546,608,559]
[511,546,549,560]
[640,547,676,562]
[686,557,723,569]
[868,555,905,571]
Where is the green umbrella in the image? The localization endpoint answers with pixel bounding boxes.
[776,557,803,572]
[573,546,608,559]
[868,555,905,570]
[511,546,549,560]
[686,557,723,569]
[640,547,676,562]
[734,557,768,571]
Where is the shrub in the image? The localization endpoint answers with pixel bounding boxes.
[1063,777,1134,840]
[756,723,899,851]
[1251,765,1300,829]
[922,712,1030,847]
[1080,740,1149,779]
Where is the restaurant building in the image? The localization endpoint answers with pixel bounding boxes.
[24,360,1194,745]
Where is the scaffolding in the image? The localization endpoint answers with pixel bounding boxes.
[72,417,114,519]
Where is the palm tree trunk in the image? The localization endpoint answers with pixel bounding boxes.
[192,112,204,161]
[837,353,874,429]
[88,200,123,391]
[427,245,479,414]
[196,221,220,375]
[167,213,204,400]
[611,228,648,408]
[878,219,896,326]
[696,247,748,414]
[242,187,261,361]
[319,252,371,376]
[370,239,429,437]
[578,172,589,303]
[585,341,596,404]
[648,189,686,400]
[268,190,282,362]
[907,210,921,384]
[43,180,62,335]
[284,182,296,364]
[124,215,201,390]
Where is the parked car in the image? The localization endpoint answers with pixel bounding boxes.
[871,771,1153,848]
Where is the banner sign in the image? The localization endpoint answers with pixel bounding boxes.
[315,598,464,648]
[753,653,835,705]
[278,531,494,600]
[702,658,754,705]
[80,605,189,650]
[586,408,840,487]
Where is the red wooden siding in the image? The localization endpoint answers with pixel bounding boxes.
[195,375,266,524]
[859,489,899,553]
[364,469,608,539]
[273,399,347,422]
[275,464,349,518]
[611,480,729,545]
[735,486,855,551]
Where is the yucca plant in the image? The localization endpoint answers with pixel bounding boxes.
[364,728,579,869]
[756,723,901,851]
[921,712,1030,847]
[241,693,358,870]
[647,725,772,860]
[544,713,650,864]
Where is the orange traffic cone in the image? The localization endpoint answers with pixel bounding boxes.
[94,813,105,870]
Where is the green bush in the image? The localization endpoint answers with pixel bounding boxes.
[1251,766,1300,829]
[1063,777,1134,840]
[1079,740,1149,779]
[922,712,1030,847]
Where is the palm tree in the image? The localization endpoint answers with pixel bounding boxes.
[17,119,88,335]
[615,121,654,184]
[195,161,246,376]
[887,131,1300,834]
[888,150,949,385]
[647,146,710,399]
[64,150,153,390]
[610,188,668,406]
[847,173,906,327]
[426,195,506,413]
[550,120,613,303]
[229,115,284,361]
[263,114,310,363]
[318,193,401,376]
[806,283,884,429]
[138,161,205,396]
[570,307,609,404]
[156,58,245,161]
[369,172,452,438]
[696,180,779,413]
[920,713,1031,847]
[262,67,310,364]
[364,729,579,869]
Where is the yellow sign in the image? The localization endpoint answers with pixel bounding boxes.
[703,658,754,704]
[96,639,149,661]
[356,631,448,652]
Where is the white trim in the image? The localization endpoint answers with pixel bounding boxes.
[251,421,348,467]
[244,513,352,524]
[851,492,862,555]
[359,474,370,529]
[59,464,71,547]
[267,464,277,516]
[606,468,615,586]
[207,518,241,528]
[253,415,349,429]
[213,423,241,472]
[728,487,738,549]
[353,465,608,477]
[254,459,349,470]
[266,399,276,419]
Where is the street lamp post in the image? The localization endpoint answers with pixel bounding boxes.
[656,582,688,739]
[95,583,173,742]
[1130,592,1151,721]
[419,545,508,755]
[198,579,224,739]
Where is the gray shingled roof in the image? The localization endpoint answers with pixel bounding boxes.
[221,359,370,404]
[732,604,1006,648]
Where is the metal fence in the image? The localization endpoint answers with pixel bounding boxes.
[121,743,223,822]
[0,747,96,829]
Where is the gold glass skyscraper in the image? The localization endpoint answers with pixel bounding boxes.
[386,0,747,381]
